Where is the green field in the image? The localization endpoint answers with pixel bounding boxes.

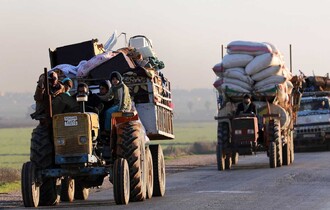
[0,127,32,169]
[0,121,217,169]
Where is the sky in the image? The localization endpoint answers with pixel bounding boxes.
[0,0,329,93]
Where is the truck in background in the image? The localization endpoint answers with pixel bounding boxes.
[294,75,330,151]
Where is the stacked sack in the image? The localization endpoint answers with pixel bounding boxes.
[213,41,293,103]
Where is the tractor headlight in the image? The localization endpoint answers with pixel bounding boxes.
[79,136,88,145]
[57,137,65,146]
[247,129,255,134]
[234,130,242,135]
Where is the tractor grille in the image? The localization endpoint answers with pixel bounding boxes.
[53,113,92,155]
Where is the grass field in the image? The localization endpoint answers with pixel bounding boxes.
[0,127,32,169]
[0,121,217,169]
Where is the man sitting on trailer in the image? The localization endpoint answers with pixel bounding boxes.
[235,94,257,116]
[103,71,132,134]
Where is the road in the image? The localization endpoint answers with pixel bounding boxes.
[4,152,330,210]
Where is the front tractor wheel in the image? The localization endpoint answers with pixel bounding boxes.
[113,158,130,205]
[74,181,90,200]
[225,154,232,170]
[21,161,40,207]
[150,144,166,197]
[60,177,75,202]
[232,152,239,165]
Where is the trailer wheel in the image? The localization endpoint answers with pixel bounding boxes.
[60,177,75,202]
[21,161,40,207]
[30,124,60,206]
[145,147,154,199]
[283,134,291,166]
[290,131,295,163]
[113,158,130,205]
[116,121,146,201]
[225,154,232,170]
[150,144,166,197]
[74,181,89,200]
[216,144,225,171]
[269,142,277,168]
[232,152,239,165]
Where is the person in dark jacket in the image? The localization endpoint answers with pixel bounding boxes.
[104,71,132,133]
[236,94,257,115]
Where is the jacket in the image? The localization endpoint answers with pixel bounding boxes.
[110,71,132,111]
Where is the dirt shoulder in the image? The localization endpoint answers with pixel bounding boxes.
[0,154,216,208]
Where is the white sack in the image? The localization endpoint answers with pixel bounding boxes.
[223,68,254,85]
[286,81,294,94]
[254,75,287,90]
[223,78,253,91]
[221,83,250,93]
[251,65,282,82]
[212,63,224,76]
[222,54,254,68]
[227,41,273,56]
[213,77,224,89]
[246,53,282,75]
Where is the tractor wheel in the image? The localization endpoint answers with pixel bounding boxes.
[290,132,295,163]
[74,181,89,200]
[225,154,232,170]
[145,147,154,199]
[116,121,146,201]
[274,120,282,167]
[216,144,225,171]
[217,122,230,171]
[150,144,166,197]
[60,177,75,202]
[232,152,239,165]
[113,158,130,205]
[30,124,60,206]
[282,134,290,166]
[269,142,277,168]
[21,161,40,207]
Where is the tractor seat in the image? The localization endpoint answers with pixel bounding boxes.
[111,110,137,118]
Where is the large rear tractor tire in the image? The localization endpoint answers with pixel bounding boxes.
[216,144,225,171]
[217,122,230,171]
[116,121,146,202]
[150,144,166,197]
[268,120,282,168]
[269,142,277,168]
[113,158,130,205]
[74,181,89,200]
[60,177,75,202]
[21,161,40,207]
[30,124,60,206]
[274,120,282,167]
[145,147,154,199]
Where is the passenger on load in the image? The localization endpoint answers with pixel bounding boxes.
[104,71,132,134]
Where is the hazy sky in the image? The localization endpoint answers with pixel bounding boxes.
[0,0,329,93]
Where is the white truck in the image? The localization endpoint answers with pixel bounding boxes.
[294,75,330,151]
[294,92,330,150]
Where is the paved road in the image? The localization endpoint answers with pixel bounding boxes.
[7,152,330,210]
